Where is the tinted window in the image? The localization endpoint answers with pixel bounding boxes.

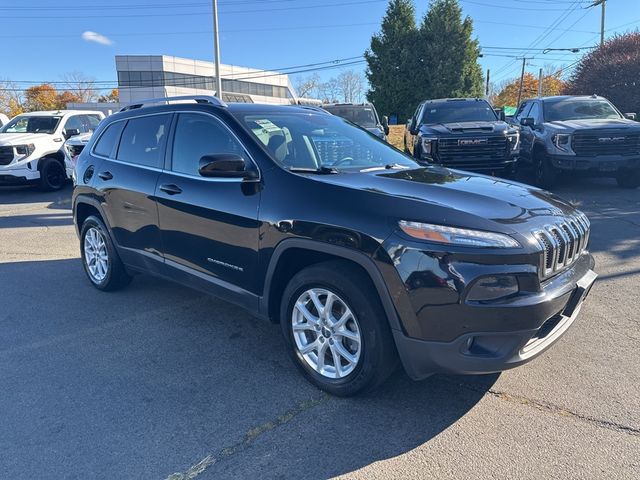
[93,121,125,158]
[420,101,498,124]
[1,115,62,134]
[172,113,246,176]
[514,102,530,122]
[86,115,102,131]
[117,114,171,168]
[528,102,540,122]
[322,106,378,128]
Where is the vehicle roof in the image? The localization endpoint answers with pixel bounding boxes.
[15,110,104,117]
[322,103,373,108]
[536,95,607,103]
[421,98,488,105]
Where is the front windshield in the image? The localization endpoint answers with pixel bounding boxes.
[0,115,61,134]
[421,102,498,124]
[322,106,378,128]
[237,112,417,171]
[543,99,622,122]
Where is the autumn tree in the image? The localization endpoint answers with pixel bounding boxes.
[24,84,60,111]
[98,88,119,103]
[0,80,25,117]
[63,71,97,103]
[493,72,566,108]
[566,31,640,115]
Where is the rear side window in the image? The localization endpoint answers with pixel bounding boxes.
[117,114,171,168]
[93,121,125,158]
[171,112,246,176]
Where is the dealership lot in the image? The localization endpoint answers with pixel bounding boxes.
[0,180,638,479]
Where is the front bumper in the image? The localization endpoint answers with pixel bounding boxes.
[393,262,596,380]
[0,165,40,184]
[549,153,640,174]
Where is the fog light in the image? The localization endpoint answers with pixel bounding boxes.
[467,275,519,302]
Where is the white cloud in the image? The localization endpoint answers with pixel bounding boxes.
[81,31,113,46]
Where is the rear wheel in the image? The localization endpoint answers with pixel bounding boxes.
[38,158,66,191]
[280,261,397,397]
[616,169,640,189]
[533,150,558,189]
[80,215,131,291]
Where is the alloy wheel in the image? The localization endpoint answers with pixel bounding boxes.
[84,227,109,283]
[291,288,362,379]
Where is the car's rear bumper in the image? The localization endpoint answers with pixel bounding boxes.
[549,153,640,174]
[393,266,596,379]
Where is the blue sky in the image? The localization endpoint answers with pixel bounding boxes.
[1,0,638,93]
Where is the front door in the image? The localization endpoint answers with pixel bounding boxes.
[155,111,261,299]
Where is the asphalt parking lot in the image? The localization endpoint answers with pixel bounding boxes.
[0,178,638,479]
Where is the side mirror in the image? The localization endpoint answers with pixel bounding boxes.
[198,154,258,179]
[408,118,418,135]
[624,112,637,121]
[64,128,81,140]
[494,108,506,121]
[520,117,535,128]
[381,115,390,135]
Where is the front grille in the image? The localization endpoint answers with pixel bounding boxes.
[436,136,508,164]
[533,213,590,278]
[572,131,640,156]
[68,144,85,157]
[0,146,14,165]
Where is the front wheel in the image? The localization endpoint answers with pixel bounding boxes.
[38,158,66,191]
[280,261,397,397]
[533,151,559,190]
[616,170,640,189]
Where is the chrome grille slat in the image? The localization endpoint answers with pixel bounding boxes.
[534,214,590,278]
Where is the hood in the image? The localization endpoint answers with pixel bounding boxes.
[365,126,385,139]
[420,121,510,135]
[316,167,577,233]
[545,118,640,132]
[0,132,54,145]
[65,132,92,145]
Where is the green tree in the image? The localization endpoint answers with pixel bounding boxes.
[365,0,418,122]
[418,0,483,99]
[566,31,640,115]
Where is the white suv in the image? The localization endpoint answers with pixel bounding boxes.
[0,110,104,190]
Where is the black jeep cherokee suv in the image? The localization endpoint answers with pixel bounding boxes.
[513,95,640,189]
[73,95,596,396]
[404,98,520,175]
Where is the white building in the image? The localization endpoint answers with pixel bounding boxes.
[116,55,298,105]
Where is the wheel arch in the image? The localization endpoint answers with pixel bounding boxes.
[261,239,402,332]
[73,197,111,237]
[37,150,66,171]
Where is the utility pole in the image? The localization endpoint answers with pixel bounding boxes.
[212,0,223,99]
[485,69,490,98]
[538,68,543,98]
[600,0,606,46]
[516,57,527,107]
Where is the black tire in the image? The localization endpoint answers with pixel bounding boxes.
[616,169,640,189]
[80,215,131,291]
[280,260,398,397]
[38,158,67,191]
[532,150,558,190]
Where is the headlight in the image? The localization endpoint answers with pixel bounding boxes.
[398,220,521,248]
[552,134,571,152]
[15,144,36,159]
[506,132,519,151]
[421,137,437,155]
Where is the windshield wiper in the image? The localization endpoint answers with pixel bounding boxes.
[360,163,411,172]
[287,166,339,174]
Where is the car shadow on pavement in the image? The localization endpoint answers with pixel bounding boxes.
[0,257,497,479]
[0,183,73,209]
[0,212,74,228]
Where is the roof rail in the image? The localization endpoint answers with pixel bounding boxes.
[119,95,227,112]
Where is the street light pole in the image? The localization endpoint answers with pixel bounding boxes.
[212,0,223,99]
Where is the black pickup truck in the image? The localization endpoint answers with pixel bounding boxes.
[511,95,640,189]
[404,98,520,175]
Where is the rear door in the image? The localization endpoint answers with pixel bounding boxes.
[93,113,172,272]
[155,111,261,300]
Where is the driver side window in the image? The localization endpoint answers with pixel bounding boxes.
[171,113,247,176]
[64,115,85,134]
[514,102,531,123]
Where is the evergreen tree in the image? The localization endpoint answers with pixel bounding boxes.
[365,0,418,122]
[418,0,483,99]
